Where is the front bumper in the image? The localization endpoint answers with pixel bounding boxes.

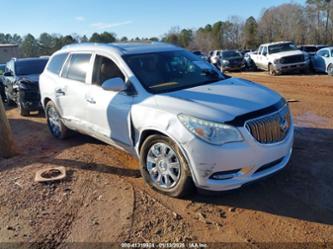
[274,61,309,73]
[19,90,42,111]
[181,125,294,191]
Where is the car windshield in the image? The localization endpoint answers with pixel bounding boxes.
[123,50,226,94]
[222,51,242,59]
[268,43,298,54]
[0,64,5,74]
[15,59,48,76]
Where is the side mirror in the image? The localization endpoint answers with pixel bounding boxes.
[262,52,267,56]
[101,77,127,92]
[3,71,13,77]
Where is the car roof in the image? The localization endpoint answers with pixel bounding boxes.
[318,46,333,50]
[60,42,182,55]
[14,57,48,63]
[261,41,294,46]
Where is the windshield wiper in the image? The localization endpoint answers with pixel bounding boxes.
[149,82,179,89]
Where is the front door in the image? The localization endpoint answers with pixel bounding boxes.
[85,54,133,147]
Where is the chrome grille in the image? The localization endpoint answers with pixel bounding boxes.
[245,105,291,144]
[280,55,304,64]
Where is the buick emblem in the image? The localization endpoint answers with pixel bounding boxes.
[279,114,289,133]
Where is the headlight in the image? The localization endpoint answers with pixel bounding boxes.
[304,54,309,61]
[222,60,230,65]
[274,59,280,64]
[178,114,243,145]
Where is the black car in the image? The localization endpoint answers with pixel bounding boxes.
[3,57,48,116]
[298,45,328,57]
[0,64,6,102]
[218,50,245,72]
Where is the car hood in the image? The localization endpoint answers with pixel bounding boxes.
[154,77,282,123]
[270,50,304,60]
[222,56,243,61]
[17,74,40,84]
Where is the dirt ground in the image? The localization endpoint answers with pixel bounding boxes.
[0,72,333,248]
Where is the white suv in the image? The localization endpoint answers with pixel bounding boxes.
[40,42,294,197]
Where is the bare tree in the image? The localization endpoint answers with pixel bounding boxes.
[0,99,17,158]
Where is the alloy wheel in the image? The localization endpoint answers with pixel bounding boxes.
[146,142,181,189]
[47,106,62,137]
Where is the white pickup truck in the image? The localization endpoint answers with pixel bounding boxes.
[246,41,310,75]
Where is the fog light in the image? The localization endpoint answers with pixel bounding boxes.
[210,169,241,180]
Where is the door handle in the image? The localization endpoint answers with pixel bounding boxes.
[86,97,96,104]
[55,88,66,96]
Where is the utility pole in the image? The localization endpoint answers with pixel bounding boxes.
[0,98,17,158]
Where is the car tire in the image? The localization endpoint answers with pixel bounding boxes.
[45,101,71,139]
[139,134,194,198]
[268,64,277,76]
[328,64,333,76]
[17,93,30,116]
[249,60,257,71]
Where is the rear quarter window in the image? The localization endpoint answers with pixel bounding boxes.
[47,53,69,75]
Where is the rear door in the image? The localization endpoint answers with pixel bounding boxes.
[56,53,93,130]
[84,53,133,147]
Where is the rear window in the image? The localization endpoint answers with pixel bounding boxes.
[47,53,68,74]
[15,59,48,76]
[61,54,91,82]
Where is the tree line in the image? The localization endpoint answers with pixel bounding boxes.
[163,0,333,52]
[0,0,332,57]
[0,32,154,58]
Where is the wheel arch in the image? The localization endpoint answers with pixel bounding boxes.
[136,127,198,186]
[43,97,52,108]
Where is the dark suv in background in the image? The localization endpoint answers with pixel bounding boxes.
[3,57,48,116]
[0,64,6,102]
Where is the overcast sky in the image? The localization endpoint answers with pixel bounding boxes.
[1,0,305,38]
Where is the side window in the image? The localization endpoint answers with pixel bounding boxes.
[258,46,263,54]
[323,50,330,57]
[47,53,68,75]
[61,53,91,82]
[318,50,328,57]
[262,47,268,55]
[92,55,125,86]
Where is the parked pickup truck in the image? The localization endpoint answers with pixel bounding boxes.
[247,41,310,75]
